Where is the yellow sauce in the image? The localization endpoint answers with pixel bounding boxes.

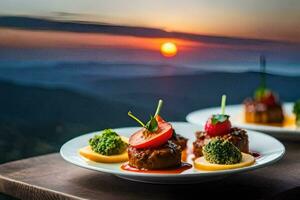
[194,153,255,171]
[283,115,296,127]
[240,113,296,128]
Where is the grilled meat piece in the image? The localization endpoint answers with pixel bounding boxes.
[244,99,284,123]
[128,140,181,169]
[171,133,188,150]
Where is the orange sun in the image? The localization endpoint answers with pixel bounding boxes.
[160,42,177,57]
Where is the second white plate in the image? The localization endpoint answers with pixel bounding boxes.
[186,103,300,139]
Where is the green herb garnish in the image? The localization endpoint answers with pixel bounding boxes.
[127,111,146,127]
[203,138,242,165]
[128,99,163,132]
[89,129,127,155]
[211,95,230,124]
[293,100,300,127]
[211,114,230,125]
[145,115,158,132]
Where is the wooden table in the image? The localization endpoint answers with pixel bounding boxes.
[0,141,299,200]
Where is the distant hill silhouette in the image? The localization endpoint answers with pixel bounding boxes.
[0,80,144,163]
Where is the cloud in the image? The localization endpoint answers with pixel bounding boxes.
[0,16,294,47]
[52,12,85,18]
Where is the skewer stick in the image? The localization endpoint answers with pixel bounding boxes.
[154,99,163,116]
[221,95,226,115]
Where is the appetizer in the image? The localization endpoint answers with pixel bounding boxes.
[79,129,129,163]
[194,138,255,171]
[126,99,188,170]
[193,95,249,158]
[244,55,284,124]
[293,100,300,127]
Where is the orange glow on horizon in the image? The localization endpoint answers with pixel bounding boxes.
[0,28,201,51]
[160,42,177,57]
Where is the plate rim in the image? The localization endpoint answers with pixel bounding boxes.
[60,122,285,178]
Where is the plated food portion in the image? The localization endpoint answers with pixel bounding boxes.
[193,95,255,171]
[79,129,129,163]
[194,138,255,171]
[244,56,284,125]
[125,100,189,171]
[77,97,261,175]
[187,103,300,139]
[193,102,248,158]
[80,100,191,173]
[242,56,300,130]
[187,58,300,137]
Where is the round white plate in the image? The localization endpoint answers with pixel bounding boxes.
[186,103,300,140]
[60,122,285,184]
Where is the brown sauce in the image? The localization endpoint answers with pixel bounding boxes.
[121,162,192,174]
[250,151,261,158]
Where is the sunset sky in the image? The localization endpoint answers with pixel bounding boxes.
[0,0,299,70]
[0,0,300,42]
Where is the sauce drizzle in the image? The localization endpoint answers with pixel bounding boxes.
[121,162,192,174]
[250,151,261,158]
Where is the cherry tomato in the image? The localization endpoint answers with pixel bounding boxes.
[259,92,276,106]
[204,117,231,136]
[129,121,173,149]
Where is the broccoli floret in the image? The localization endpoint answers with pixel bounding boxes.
[89,129,127,155]
[202,138,242,165]
[293,100,300,126]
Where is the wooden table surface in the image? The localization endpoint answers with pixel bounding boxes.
[0,141,299,200]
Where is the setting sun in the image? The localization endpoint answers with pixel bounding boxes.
[160,42,177,57]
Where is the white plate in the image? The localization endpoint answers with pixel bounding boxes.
[60,122,285,184]
[186,103,300,140]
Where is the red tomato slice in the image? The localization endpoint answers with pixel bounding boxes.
[129,122,173,149]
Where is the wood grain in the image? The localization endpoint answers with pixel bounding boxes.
[0,141,299,200]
